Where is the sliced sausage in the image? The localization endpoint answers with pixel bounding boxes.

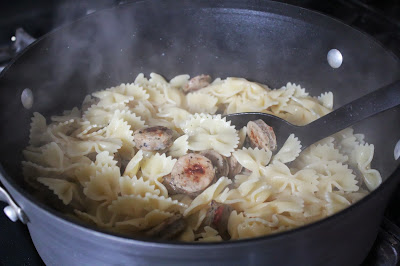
[199,150,229,178]
[247,119,277,151]
[162,174,180,196]
[146,214,186,240]
[201,200,233,240]
[133,126,174,151]
[183,74,212,93]
[169,153,215,195]
[227,155,243,179]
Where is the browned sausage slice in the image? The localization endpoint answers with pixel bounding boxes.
[133,126,174,151]
[199,150,229,178]
[227,155,243,179]
[161,174,180,196]
[169,153,215,195]
[247,119,277,151]
[146,214,186,240]
[201,200,233,240]
[183,75,212,93]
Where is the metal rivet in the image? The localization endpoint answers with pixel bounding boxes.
[394,140,400,160]
[3,205,18,222]
[21,88,33,109]
[327,49,343,68]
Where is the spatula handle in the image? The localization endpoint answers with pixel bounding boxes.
[301,80,400,148]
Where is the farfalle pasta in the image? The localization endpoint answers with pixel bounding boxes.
[22,73,382,242]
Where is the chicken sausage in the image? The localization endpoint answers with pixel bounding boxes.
[227,155,243,179]
[183,74,212,93]
[201,200,233,240]
[247,119,277,151]
[146,214,186,240]
[168,153,215,195]
[133,126,174,151]
[199,150,229,178]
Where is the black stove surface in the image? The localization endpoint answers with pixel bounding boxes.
[0,0,399,265]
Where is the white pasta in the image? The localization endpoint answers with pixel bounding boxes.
[119,176,160,196]
[83,166,121,202]
[197,226,223,242]
[140,153,177,181]
[272,134,302,164]
[186,92,218,114]
[233,147,272,176]
[181,114,239,156]
[22,73,382,242]
[184,177,232,216]
[167,135,189,158]
[115,209,173,232]
[37,177,81,205]
[123,150,144,178]
[350,144,382,190]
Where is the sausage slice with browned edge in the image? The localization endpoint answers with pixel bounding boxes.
[133,126,174,151]
[167,153,215,196]
[247,119,277,151]
[199,150,229,178]
[227,155,243,179]
[146,214,186,240]
[201,200,233,240]
[183,74,212,93]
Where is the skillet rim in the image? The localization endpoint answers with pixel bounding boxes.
[0,0,399,248]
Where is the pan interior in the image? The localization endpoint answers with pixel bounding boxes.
[0,0,399,225]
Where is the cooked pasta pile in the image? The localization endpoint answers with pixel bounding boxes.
[22,73,382,241]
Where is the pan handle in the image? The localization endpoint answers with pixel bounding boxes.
[0,185,28,224]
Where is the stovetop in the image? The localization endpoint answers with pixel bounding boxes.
[0,0,399,265]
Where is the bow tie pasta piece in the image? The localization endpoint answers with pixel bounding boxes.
[228,211,278,240]
[41,142,69,169]
[157,106,191,129]
[92,90,134,110]
[115,209,174,232]
[233,147,272,176]
[75,201,117,228]
[167,135,189,158]
[169,74,190,88]
[184,177,232,216]
[29,112,52,147]
[37,177,81,205]
[119,176,160,197]
[140,153,177,181]
[350,143,382,191]
[323,192,351,215]
[294,142,348,170]
[315,161,358,193]
[95,151,119,168]
[74,152,118,185]
[318,91,334,109]
[272,134,302,164]
[23,142,72,170]
[75,122,107,140]
[83,166,121,202]
[66,138,122,157]
[104,117,135,159]
[186,92,218,114]
[181,114,239,157]
[110,83,150,102]
[83,105,114,126]
[197,226,222,242]
[123,150,144,178]
[109,193,187,218]
[111,109,145,132]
